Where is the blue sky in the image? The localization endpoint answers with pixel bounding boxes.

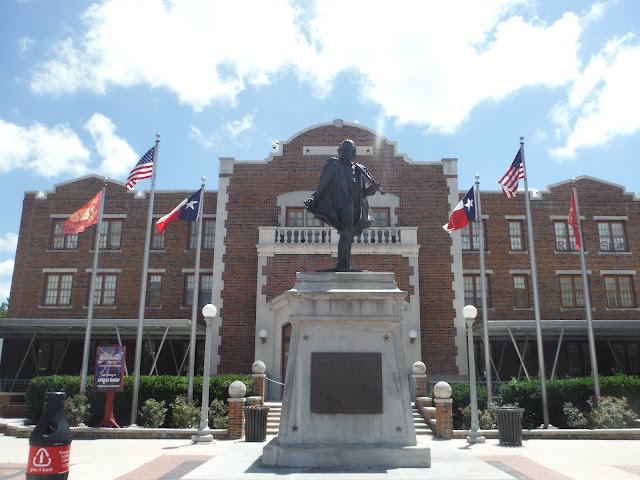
[1,0,639,302]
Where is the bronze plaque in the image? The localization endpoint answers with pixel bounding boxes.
[310,352,382,414]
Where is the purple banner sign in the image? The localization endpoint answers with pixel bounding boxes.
[94,345,126,392]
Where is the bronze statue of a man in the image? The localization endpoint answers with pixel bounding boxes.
[305,139,382,271]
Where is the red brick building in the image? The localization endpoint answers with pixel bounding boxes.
[2,120,639,395]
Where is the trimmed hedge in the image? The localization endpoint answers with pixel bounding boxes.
[445,382,488,430]
[500,374,640,429]
[25,374,252,427]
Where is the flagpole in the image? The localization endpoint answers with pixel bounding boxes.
[187,179,206,404]
[79,180,107,396]
[474,175,492,403]
[571,179,600,405]
[130,134,160,426]
[520,136,549,428]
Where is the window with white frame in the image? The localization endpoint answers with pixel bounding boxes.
[554,221,579,252]
[598,221,627,252]
[51,220,78,250]
[97,220,122,250]
[559,275,585,308]
[463,274,492,307]
[92,274,117,305]
[508,220,524,251]
[604,275,635,308]
[44,273,73,305]
[184,274,213,306]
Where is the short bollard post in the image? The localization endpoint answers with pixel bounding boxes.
[412,361,428,400]
[433,381,453,440]
[26,391,71,479]
[227,380,247,440]
[252,360,266,403]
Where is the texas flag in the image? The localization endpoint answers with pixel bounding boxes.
[443,187,477,233]
[156,189,202,234]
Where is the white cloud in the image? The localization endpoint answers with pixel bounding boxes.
[191,126,216,149]
[0,259,14,277]
[0,233,18,253]
[84,113,138,177]
[0,119,91,177]
[224,115,254,138]
[549,34,640,159]
[17,36,35,55]
[0,282,10,303]
[30,0,631,145]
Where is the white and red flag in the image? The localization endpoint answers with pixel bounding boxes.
[126,146,155,190]
[498,149,525,198]
[443,186,477,233]
[155,189,201,234]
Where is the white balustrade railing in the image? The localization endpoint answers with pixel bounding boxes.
[258,227,417,245]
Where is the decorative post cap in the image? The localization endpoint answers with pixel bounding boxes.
[252,360,266,374]
[412,361,427,375]
[433,381,452,399]
[228,380,247,398]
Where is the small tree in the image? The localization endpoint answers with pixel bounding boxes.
[0,299,8,319]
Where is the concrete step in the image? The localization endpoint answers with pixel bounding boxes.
[263,402,433,436]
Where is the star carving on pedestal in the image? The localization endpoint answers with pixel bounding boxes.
[366,148,371,153]
[292,424,298,432]
[302,334,310,341]
[306,148,310,153]
[383,334,390,342]
[396,425,403,433]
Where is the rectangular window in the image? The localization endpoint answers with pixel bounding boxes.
[98,220,122,250]
[93,274,117,305]
[598,221,627,252]
[513,274,530,308]
[461,220,486,251]
[184,274,213,307]
[286,208,305,227]
[371,208,390,227]
[51,221,78,250]
[567,342,589,376]
[463,274,492,308]
[146,274,162,306]
[306,210,324,227]
[604,275,635,308]
[508,221,524,251]
[151,228,165,250]
[44,274,73,305]
[188,220,216,250]
[559,275,584,308]
[554,221,579,252]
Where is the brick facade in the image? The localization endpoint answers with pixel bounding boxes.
[3,120,640,388]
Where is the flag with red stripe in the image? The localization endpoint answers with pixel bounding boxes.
[498,149,525,198]
[126,146,154,190]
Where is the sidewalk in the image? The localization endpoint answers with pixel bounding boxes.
[2,433,640,479]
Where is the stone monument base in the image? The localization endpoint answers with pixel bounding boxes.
[262,272,430,469]
[262,437,430,468]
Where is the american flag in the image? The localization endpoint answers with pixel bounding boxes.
[498,148,525,198]
[126,146,155,190]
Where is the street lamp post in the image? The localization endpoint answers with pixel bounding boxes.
[193,303,217,443]
[463,304,485,444]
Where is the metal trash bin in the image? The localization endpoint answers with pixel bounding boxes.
[496,407,524,446]
[243,406,270,442]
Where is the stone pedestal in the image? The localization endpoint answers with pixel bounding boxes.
[262,272,430,468]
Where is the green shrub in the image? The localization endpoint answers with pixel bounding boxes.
[208,398,228,429]
[64,394,90,427]
[139,399,167,428]
[26,374,252,427]
[499,375,640,429]
[562,402,588,428]
[25,376,90,423]
[589,396,636,429]
[171,395,200,428]
[479,402,499,429]
[448,382,487,430]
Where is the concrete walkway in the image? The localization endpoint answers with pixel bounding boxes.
[1,433,640,479]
